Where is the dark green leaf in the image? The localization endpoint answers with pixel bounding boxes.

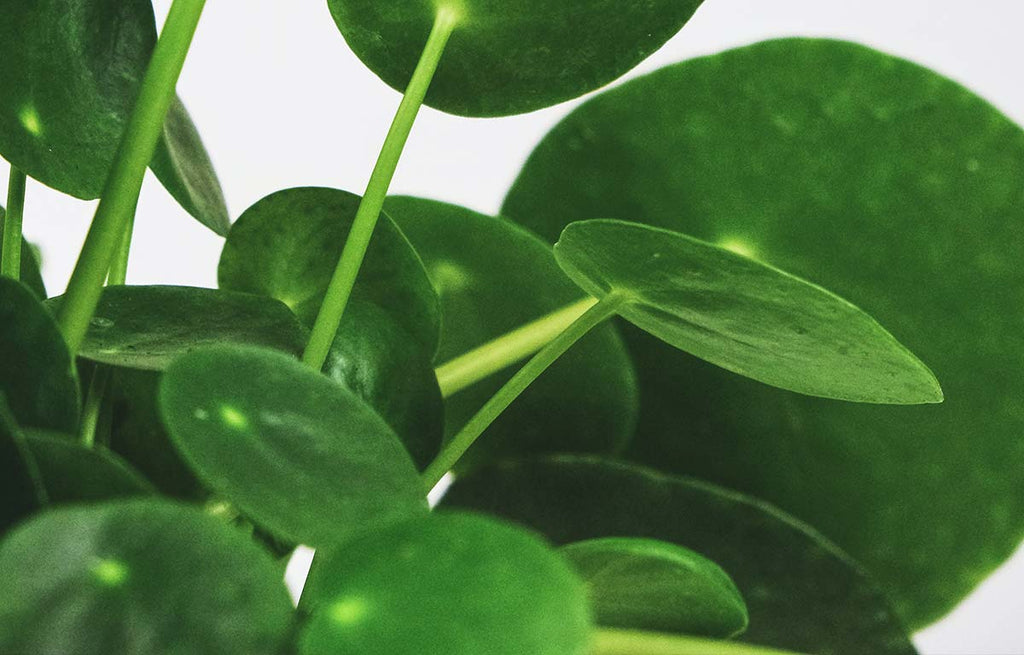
[46,285,309,371]
[219,187,440,357]
[502,37,1024,626]
[555,220,941,404]
[24,430,155,502]
[159,344,426,546]
[0,206,46,298]
[384,196,637,471]
[0,277,79,431]
[0,396,47,534]
[561,537,747,638]
[327,0,705,117]
[444,456,917,655]
[299,512,591,655]
[0,499,295,655]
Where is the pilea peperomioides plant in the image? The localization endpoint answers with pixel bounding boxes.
[0,1,1020,654]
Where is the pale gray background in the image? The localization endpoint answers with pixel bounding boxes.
[3,1,1022,652]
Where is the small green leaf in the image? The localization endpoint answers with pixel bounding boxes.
[326,0,705,117]
[159,344,426,546]
[300,512,591,655]
[219,187,440,357]
[0,499,295,655]
[561,537,748,639]
[0,207,46,298]
[444,456,917,655]
[0,277,79,431]
[25,430,155,502]
[385,196,637,471]
[554,220,941,404]
[0,396,46,534]
[46,285,309,371]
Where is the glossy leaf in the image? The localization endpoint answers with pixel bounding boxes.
[219,187,440,356]
[159,344,427,546]
[555,220,942,404]
[0,207,46,298]
[0,499,295,655]
[444,456,916,655]
[561,537,747,638]
[300,512,591,655]
[0,277,79,431]
[46,285,309,371]
[327,0,705,117]
[0,1,228,232]
[384,196,637,470]
[502,37,1024,626]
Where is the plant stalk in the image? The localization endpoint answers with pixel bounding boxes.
[591,629,806,655]
[107,209,136,286]
[302,8,459,370]
[2,167,27,279]
[57,0,206,354]
[79,367,112,448]
[421,294,625,489]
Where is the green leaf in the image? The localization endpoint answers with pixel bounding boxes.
[0,499,295,655]
[444,456,916,655]
[502,37,1024,626]
[384,196,637,471]
[159,344,426,546]
[561,537,748,639]
[299,512,591,655]
[219,187,440,357]
[25,430,155,502]
[326,0,705,117]
[0,1,227,232]
[554,220,941,404]
[0,206,46,298]
[46,285,309,371]
[0,396,46,535]
[0,277,79,431]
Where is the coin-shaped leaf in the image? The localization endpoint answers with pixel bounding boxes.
[444,456,916,655]
[384,196,637,470]
[0,499,295,655]
[502,37,1024,626]
[561,537,747,638]
[159,344,427,546]
[300,512,591,655]
[0,277,79,431]
[554,220,941,404]
[327,0,705,117]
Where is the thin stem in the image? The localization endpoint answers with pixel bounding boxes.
[2,167,27,279]
[435,297,598,398]
[107,209,136,286]
[57,0,206,354]
[422,294,625,489]
[302,7,459,370]
[591,629,807,655]
[79,367,112,448]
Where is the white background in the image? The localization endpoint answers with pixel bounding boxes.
[3,1,1022,652]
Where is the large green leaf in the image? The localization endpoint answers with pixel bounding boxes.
[384,196,637,470]
[0,499,294,654]
[326,0,705,117]
[502,38,1024,626]
[561,537,748,638]
[0,0,228,233]
[0,277,79,431]
[555,220,941,404]
[0,206,46,298]
[444,456,916,655]
[159,344,427,546]
[300,512,591,655]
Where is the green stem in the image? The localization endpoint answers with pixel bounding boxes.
[421,294,625,489]
[2,167,27,279]
[591,629,806,655]
[107,209,136,286]
[57,0,206,354]
[302,7,459,370]
[435,297,598,398]
[79,367,112,448]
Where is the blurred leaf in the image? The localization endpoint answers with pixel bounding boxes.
[0,206,46,298]
[0,396,46,534]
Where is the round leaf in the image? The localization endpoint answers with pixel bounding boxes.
[502,37,1024,626]
[0,277,79,431]
[300,512,591,655]
[219,187,440,357]
[555,220,942,404]
[0,396,46,535]
[561,537,748,638]
[444,456,916,655]
[327,0,705,117]
[25,430,154,503]
[159,344,427,546]
[384,196,637,470]
[0,207,46,298]
[0,499,295,655]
